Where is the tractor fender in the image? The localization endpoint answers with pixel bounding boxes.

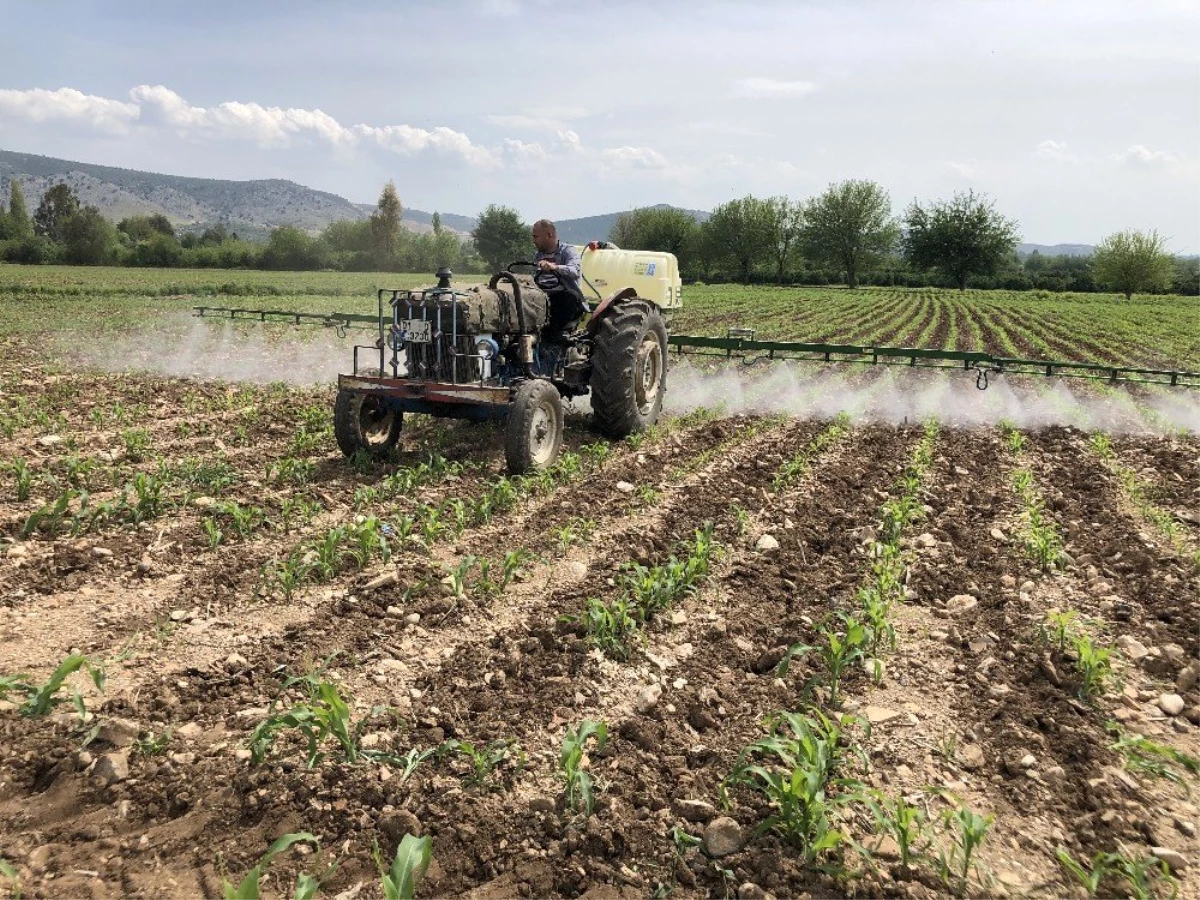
[586,287,639,336]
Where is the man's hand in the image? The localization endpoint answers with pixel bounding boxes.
[536,259,557,272]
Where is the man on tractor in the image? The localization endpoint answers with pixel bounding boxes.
[531,218,589,345]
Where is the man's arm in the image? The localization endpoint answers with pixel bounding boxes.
[555,243,582,283]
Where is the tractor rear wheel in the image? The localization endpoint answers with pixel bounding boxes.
[505,379,564,475]
[590,299,667,437]
[334,370,402,458]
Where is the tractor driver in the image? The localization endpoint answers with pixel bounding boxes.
[532,219,588,344]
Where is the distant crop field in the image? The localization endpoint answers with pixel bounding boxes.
[1,263,1198,900]
[2,264,1198,372]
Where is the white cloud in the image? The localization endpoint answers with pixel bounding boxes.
[732,78,817,99]
[946,159,982,179]
[0,87,138,132]
[1035,139,1077,163]
[1035,139,1195,180]
[1112,144,1182,168]
[601,146,670,169]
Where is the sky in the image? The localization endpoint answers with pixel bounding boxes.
[0,0,1197,250]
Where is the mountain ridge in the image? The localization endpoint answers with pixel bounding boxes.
[2,148,1099,254]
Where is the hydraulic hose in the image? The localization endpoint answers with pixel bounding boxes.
[488,271,533,377]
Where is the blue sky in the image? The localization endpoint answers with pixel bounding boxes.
[1,0,1197,249]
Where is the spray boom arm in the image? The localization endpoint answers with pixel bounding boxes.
[192,307,1198,391]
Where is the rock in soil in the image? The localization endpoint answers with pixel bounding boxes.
[635,683,663,713]
[1159,693,1185,716]
[704,817,744,857]
[945,594,978,615]
[94,751,130,785]
[1151,847,1188,872]
[755,535,780,552]
[674,799,717,823]
[97,718,140,749]
[1177,662,1200,693]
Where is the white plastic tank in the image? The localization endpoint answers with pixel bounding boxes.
[579,245,682,311]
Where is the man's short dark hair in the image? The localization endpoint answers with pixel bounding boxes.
[533,219,556,235]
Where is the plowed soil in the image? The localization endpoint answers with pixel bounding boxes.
[2,337,1198,900]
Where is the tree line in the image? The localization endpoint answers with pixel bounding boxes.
[0,181,491,275]
[1,177,1195,297]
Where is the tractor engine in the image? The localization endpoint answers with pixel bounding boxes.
[392,272,550,384]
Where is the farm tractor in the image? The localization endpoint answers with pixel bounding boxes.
[195,245,1199,473]
[202,245,681,474]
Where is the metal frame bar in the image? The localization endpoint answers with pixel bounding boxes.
[666,335,1200,389]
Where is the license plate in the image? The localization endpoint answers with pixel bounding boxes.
[404,318,432,343]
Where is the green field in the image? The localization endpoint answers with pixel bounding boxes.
[1,263,1197,371]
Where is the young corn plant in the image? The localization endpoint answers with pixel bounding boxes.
[1108,725,1200,791]
[577,596,640,660]
[220,832,320,900]
[1073,632,1113,702]
[777,613,872,707]
[864,791,934,873]
[248,676,388,767]
[1040,609,1081,654]
[441,738,524,790]
[561,719,608,816]
[1055,847,1114,899]
[9,457,32,501]
[375,834,432,900]
[444,555,478,602]
[1,653,106,718]
[720,710,865,865]
[935,805,993,897]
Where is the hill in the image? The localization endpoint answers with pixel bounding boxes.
[552,204,712,245]
[0,149,367,237]
[1017,243,1094,257]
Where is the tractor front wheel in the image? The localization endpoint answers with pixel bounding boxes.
[334,376,402,459]
[505,379,564,475]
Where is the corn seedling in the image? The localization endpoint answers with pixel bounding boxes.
[441,738,524,789]
[1056,847,1114,899]
[20,490,73,538]
[215,500,266,539]
[221,832,320,900]
[2,653,106,718]
[280,496,321,532]
[1072,632,1113,701]
[248,676,386,767]
[1041,608,1081,654]
[637,484,661,506]
[121,427,151,462]
[864,791,934,872]
[935,805,993,895]
[777,613,871,707]
[500,548,533,589]
[1108,725,1200,792]
[269,456,315,486]
[375,834,432,900]
[202,517,224,548]
[1025,503,1067,570]
[1089,432,1113,459]
[397,746,438,784]
[729,502,751,537]
[1108,849,1178,900]
[9,457,32,501]
[577,596,640,660]
[444,555,478,601]
[561,719,608,816]
[721,710,865,864]
[0,858,19,900]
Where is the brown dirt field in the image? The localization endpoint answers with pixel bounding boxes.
[1,335,1198,900]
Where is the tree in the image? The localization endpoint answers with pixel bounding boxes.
[705,195,775,283]
[33,183,81,244]
[262,226,324,271]
[431,211,442,235]
[1091,229,1176,300]
[370,181,403,269]
[62,205,117,264]
[7,179,31,238]
[765,196,805,284]
[607,206,699,273]
[118,214,176,243]
[800,181,898,289]
[472,204,529,272]
[902,190,1020,290]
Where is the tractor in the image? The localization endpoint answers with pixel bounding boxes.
[331,245,680,473]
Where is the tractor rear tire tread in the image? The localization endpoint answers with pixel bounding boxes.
[590,299,667,438]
